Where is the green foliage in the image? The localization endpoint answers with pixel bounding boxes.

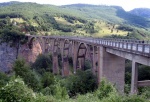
[62,70,98,97]
[41,72,55,88]
[122,95,147,102]
[32,54,52,74]
[0,78,35,102]
[13,58,41,91]
[140,87,150,99]
[94,79,115,100]
[0,72,9,88]
[76,93,99,102]
[54,82,69,100]
[41,86,55,96]
[84,60,92,70]
[0,18,26,44]
[33,93,56,102]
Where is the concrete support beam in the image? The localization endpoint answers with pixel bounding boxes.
[97,46,101,83]
[98,46,125,93]
[62,57,70,76]
[138,80,150,87]
[52,52,59,74]
[131,61,138,94]
[73,41,78,73]
[92,46,97,75]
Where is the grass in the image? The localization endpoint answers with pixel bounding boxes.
[93,20,129,37]
[54,17,73,25]
[10,18,25,23]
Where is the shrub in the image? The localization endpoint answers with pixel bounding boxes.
[41,72,55,88]
[13,58,41,91]
[122,95,147,102]
[34,93,56,102]
[0,78,35,102]
[94,79,115,100]
[32,54,52,74]
[41,86,55,96]
[62,70,98,97]
[0,72,9,88]
[76,93,99,102]
[54,82,69,100]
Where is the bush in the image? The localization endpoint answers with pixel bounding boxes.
[0,78,35,102]
[94,79,115,100]
[53,82,69,100]
[13,58,41,91]
[76,93,99,102]
[41,72,55,88]
[34,93,56,102]
[41,86,55,96]
[62,70,98,97]
[0,72,9,88]
[122,95,147,102]
[32,54,52,74]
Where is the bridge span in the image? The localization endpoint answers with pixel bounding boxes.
[26,35,150,94]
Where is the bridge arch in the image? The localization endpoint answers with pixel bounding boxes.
[61,39,72,76]
[63,39,71,58]
[76,42,88,70]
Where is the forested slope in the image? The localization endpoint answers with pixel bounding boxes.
[0,2,150,39]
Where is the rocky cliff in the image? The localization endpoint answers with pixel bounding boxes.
[0,40,42,72]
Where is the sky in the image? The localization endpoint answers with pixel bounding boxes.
[0,0,150,11]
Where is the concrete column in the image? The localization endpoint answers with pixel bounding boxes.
[62,57,69,76]
[98,46,125,93]
[78,49,85,70]
[92,46,96,75]
[73,41,78,73]
[131,61,138,94]
[52,52,59,74]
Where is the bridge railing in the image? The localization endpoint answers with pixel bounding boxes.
[69,37,150,55]
[83,37,150,55]
[27,35,150,56]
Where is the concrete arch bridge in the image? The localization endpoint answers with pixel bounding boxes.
[26,35,150,94]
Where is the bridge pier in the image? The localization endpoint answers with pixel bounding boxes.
[62,39,70,76]
[62,57,70,76]
[52,52,59,74]
[98,46,125,93]
[131,61,138,94]
[73,41,78,73]
[52,39,59,74]
[92,46,98,75]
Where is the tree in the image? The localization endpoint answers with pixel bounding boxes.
[13,58,41,91]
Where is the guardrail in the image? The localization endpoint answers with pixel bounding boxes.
[27,35,150,56]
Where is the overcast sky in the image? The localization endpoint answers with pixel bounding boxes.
[0,0,150,11]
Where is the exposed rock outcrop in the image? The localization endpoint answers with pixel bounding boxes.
[0,40,42,72]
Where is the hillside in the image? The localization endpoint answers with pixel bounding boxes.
[0,1,20,6]
[63,4,150,28]
[0,2,150,39]
[129,8,150,18]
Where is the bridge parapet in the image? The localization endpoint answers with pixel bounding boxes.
[26,34,150,61]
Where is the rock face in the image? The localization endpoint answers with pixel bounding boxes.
[19,40,42,63]
[0,40,42,72]
[0,43,17,72]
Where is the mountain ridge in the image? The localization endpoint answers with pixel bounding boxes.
[129,8,150,18]
[0,2,150,39]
